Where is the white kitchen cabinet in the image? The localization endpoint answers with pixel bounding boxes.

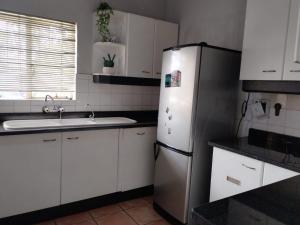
[153,20,178,79]
[61,130,119,204]
[283,0,300,80]
[262,163,299,186]
[240,0,291,80]
[118,127,157,191]
[0,133,61,218]
[126,14,155,78]
[210,147,264,202]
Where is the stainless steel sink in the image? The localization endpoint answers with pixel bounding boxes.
[3,117,137,130]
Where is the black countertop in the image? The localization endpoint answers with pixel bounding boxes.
[0,110,158,136]
[192,175,300,225]
[209,137,300,173]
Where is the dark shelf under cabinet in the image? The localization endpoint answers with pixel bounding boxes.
[93,75,161,87]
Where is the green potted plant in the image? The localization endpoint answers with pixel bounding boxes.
[102,54,116,75]
[96,2,114,42]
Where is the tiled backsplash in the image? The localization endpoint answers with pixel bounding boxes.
[0,74,160,113]
[238,92,300,138]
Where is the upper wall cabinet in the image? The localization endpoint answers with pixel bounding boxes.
[92,11,178,80]
[126,14,155,78]
[284,0,300,80]
[153,20,179,79]
[240,0,291,80]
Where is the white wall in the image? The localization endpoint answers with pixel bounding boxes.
[237,92,300,138]
[0,0,165,112]
[165,0,247,50]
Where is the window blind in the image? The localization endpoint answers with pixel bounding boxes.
[0,11,76,100]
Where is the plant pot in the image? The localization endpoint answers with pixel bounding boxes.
[102,67,114,75]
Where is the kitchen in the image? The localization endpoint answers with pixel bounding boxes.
[0,0,299,225]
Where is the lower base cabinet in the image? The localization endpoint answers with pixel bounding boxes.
[262,163,299,186]
[210,147,300,202]
[0,133,61,218]
[118,127,157,191]
[61,130,119,204]
[0,126,157,219]
[210,147,264,202]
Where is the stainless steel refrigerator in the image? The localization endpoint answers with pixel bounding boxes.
[153,43,241,225]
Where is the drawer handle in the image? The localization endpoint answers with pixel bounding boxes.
[136,132,146,136]
[142,70,151,74]
[67,137,79,140]
[242,163,256,171]
[262,70,276,73]
[156,72,161,75]
[226,176,241,186]
[43,139,57,142]
[290,70,300,73]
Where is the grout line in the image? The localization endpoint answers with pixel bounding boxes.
[87,211,100,225]
[123,209,140,225]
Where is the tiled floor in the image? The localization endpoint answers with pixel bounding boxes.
[34,196,170,225]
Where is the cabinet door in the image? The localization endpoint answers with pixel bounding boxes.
[240,0,291,80]
[262,163,299,186]
[126,14,155,78]
[0,133,61,218]
[210,148,264,202]
[61,130,119,204]
[284,0,300,80]
[153,20,178,79]
[118,127,156,191]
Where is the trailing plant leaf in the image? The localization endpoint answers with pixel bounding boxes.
[96,2,114,42]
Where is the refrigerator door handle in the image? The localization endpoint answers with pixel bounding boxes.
[153,142,160,161]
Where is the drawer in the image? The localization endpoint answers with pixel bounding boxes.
[210,147,264,202]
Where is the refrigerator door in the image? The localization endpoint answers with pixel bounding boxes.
[157,46,201,152]
[154,144,192,224]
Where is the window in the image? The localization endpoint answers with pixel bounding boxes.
[0,11,76,100]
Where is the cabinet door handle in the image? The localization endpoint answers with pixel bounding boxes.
[242,163,256,171]
[67,137,79,140]
[290,69,300,72]
[262,70,276,73]
[142,70,150,74]
[43,139,57,143]
[136,132,146,136]
[294,7,300,63]
[156,72,161,75]
[226,176,241,186]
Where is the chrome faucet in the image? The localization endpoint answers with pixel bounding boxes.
[42,95,64,118]
[86,104,95,121]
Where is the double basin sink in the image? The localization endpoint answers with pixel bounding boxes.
[3,117,137,131]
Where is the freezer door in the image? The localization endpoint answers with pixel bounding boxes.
[157,46,201,152]
[154,145,192,224]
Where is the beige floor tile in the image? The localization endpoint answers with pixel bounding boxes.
[90,204,122,218]
[125,205,161,225]
[95,211,137,225]
[55,212,92,225]
[119,198,149,210]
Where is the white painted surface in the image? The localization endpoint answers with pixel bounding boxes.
[262,163,299,186]
[240,0,291,80]
[0,133,61,218]
[118,127,156,191]
[61,129,119,204]
[210,147,264,202]
[284,0,300,80]
[153,20,178,79]
[157,46,200,152]
[126,14,155,78]
[3,117,137,130]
